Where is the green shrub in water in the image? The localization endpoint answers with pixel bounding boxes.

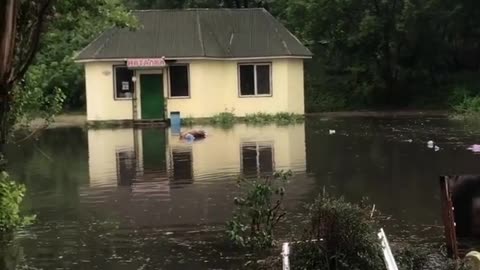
[290,192,384,270]
[210,112,236,127]
[227,171,292,249]
[274,112,303,125]
[181,116,195,126]
[244,112,303,125]
[0,172,35,233]
[449,87,480,119]
[244,113,275,124]
[396,246,429,270]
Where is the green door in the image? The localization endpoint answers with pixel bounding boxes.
[142,128,166,170]
[140,74,164,119]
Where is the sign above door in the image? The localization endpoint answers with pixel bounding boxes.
[127,58,167,68]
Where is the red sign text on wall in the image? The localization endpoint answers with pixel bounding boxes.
[127,58,167,68]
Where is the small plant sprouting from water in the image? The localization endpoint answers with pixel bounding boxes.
[452,95,480,118]
[244,112,303,125]
[274,112,304,125]
[0,172,35,233]
[210,111,236,127]
[244,113,275,124]
[226,170,292,249]
[181,116,195,126]
[449,87,480,119]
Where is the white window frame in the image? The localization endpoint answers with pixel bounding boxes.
[238,63,272,97]
[168,64,191,99]
[113,65,134,100]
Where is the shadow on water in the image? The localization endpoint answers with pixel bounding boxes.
[3,117,480,268]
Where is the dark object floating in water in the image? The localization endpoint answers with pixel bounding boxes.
[180,130,206,141]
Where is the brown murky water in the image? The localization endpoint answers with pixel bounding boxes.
[2,116,480,269]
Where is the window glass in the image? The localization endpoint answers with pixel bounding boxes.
[239,65,255,95]
[115,66,134,99]
[170,65,189,97]
[256,65,271,95]
[171,148,193,184]
[241,142,274,177]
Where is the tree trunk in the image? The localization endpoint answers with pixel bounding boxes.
[0,0,18,83]
[0,0,18,171]
[0,83,11,170]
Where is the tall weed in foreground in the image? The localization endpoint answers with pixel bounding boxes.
[0,172,35,234]
[226,171,292,249]
[290,192,384,270]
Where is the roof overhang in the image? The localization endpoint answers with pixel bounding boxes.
[74,55,313,64]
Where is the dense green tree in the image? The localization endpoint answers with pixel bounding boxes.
[7,0,480,119]
[281,0,480,111]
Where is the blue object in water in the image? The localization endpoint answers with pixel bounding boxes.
[170,111,181,135]
[185,133,195,142]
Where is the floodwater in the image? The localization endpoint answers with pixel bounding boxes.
[2,116,480,269]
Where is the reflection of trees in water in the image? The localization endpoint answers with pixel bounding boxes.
[0,236,28,270]
[5,128,88,213]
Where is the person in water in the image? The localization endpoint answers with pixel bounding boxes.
[180,130,206,141]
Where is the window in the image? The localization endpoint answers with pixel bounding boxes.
[169,65,189,97]
[239,63,271,96]
[114,66,134,99]
[171,148,193,184]
[116,150,136,186]
[241,142,274,177]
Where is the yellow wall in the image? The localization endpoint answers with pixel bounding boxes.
[87,128,136,186]
[84,59,305,121]
[167,59,305,118]
[84,62,134,121]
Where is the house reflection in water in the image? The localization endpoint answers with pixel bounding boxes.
[241,142,274,177]
[85,124,306,227]
[170,146,194,185]
[87,123,306,188]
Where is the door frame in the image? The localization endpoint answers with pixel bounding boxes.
[135,69,166,120]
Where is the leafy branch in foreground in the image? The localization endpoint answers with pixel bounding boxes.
[0,172,35,233]
[227,170,292,249]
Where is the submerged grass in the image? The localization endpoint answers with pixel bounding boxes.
[181,116,195,126]
[177,112,304,128]
[244,112,304,125]
[244,113,276,124]
[449,87,480,119]
[210,112,236,128]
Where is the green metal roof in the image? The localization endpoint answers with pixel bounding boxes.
[76,9,312,60]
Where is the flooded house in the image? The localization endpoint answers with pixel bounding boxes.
[75,9,312,122]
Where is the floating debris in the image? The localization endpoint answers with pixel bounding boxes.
[427,140,434,148]
[468,144,480,153]
[405,139,413,143]
[435,146,440,152]
[329,130,336,135]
